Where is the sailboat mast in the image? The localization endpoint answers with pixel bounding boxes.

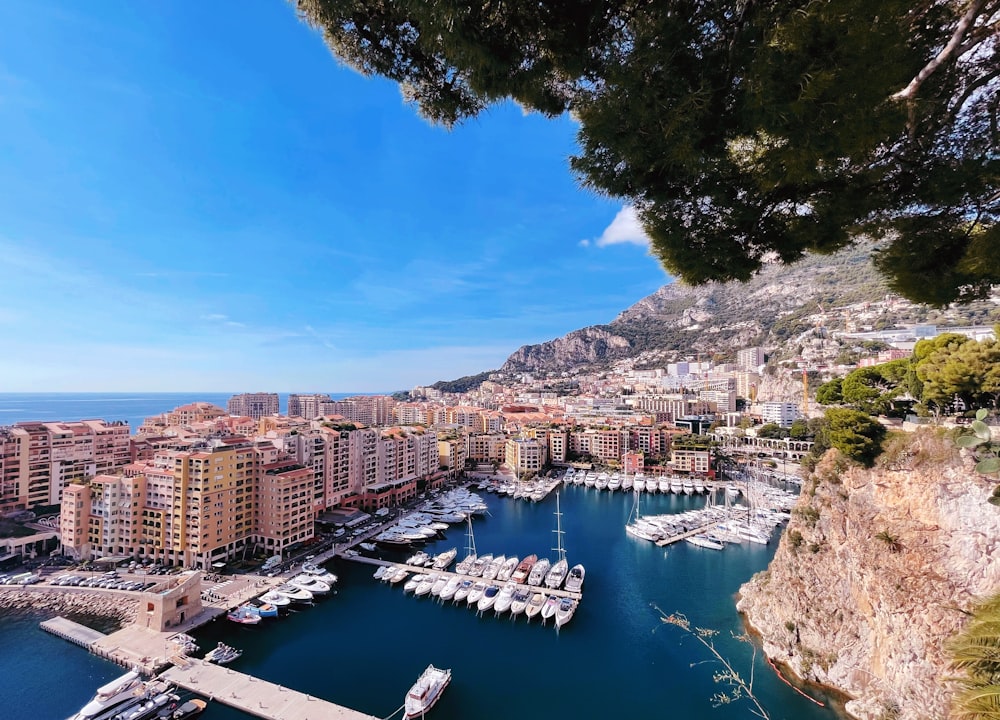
[552,492,566,562]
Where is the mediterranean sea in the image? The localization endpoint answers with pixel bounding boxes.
[0,394,842,720]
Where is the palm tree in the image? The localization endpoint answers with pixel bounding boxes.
[949,592,1000,720]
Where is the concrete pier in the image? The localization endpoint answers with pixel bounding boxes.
[655,522,719,547]
[160,659,378,720]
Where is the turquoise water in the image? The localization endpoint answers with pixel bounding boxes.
[10,485,843,720]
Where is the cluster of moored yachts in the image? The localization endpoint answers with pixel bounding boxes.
[372,488,490,546]
[68,670,205,720]
[565,468,711,494]
[375,547,585,630]
[625,482,797,549]
[224,561,338,626]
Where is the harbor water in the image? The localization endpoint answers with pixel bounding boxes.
[6,484,843,720]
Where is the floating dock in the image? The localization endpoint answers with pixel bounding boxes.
[160,659,378,720]
[654,522,718,547]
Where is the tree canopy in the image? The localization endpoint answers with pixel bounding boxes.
[295,0,1000,305]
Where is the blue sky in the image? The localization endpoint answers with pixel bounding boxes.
[0,1,670,392]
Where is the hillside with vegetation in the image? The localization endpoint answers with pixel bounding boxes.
[499,247,1000,376]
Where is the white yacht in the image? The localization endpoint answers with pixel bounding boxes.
[403,665,451,720]
[258,590,291,608]
[683,478,695,495]
[670,477,683,494]
[403,574,426,593]
[453,579,474,603]
[415,574,438,596]
[527,557,550,586]
[564,564,585,593]
[466,581,486,606]
[274,583,314,603]
[544,558,568,589]
[509,589,530,616]
[68,670,146,720]
[608,474,622,492]
[633,477,646,493]
[454,552,476,575]
[439,576,461,601]
[497,555,519,581]
[493,583,515,615]
[554,597,577,628]
[686,534,725,550]
[621,473,633,491]
[431,548,457,570]
[694,478,706,493]
[288,574,331,595]
[540,594,560,623]
[477,584,500,612]
[658,477,671,494]
[468,553,493,578]
[429,575,448,597]
[482,554,505,581]
[524,592,545,620]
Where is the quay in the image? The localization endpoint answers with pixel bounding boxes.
[160,659,378,720]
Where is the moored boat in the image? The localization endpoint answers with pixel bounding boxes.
[564,564,585,593]
[510,554,536,584]
[288,574,331,595]
[554,597,577,628]
[524,592,545,620]
[544,558,569,589]
[258,590,290,608]
[527,557,550,586]
[497,555,519,581]
[68,669,146,720]
[403,665,451,719]
[156,698,207,719]
[540,594,560,623]
[509,589,530,616]
[274,583,314,603]
[227,606,262,625]
[204,642,242,665]
[439,576,461,601]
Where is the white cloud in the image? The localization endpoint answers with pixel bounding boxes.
[578,238,590,247]
[596,206,650,247]
[201,313,228,322]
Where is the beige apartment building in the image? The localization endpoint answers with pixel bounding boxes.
[0,419,130,512]
[287,393,332,420]
[505,437,545,477]
[226,392,279,420]
[255,459,315,559]
[465,432,507,464]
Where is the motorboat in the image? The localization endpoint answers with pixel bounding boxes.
[527,558,550,586]
[406,551,430,567]
[540,594,560,623]
[300,562,338,585]
[658,477,671,494]
[453,579,474,603]
[694,478,706,493]
[683,478,695,495]
[608,474,622,492]
[454,553,476,576]
[468,553,493,578]
[372,566,387,580]
[466,581,486,606]
[621,474,633,491]
[670,477,683,494]
[415,574,438,596]
[169,633,199,655]
[288,574,331,595]
[274,583,313,603]
[155,698,207,720]
[431,548,457,570]
[429,575,448,597]
[403,664,451,720]
[544,558,569,589]
[114,687,177,720]
[258,590,290,608]
[403,574,426,593]
[633,478,646,492]
[439,576,461,601]
[253,602,279,618]
[493,583,515,615]
[68,669,146,720]
[481,555,505,581]
[497,555,519,581]
[204,642,242,665]
[524,592,545,620]
[554,597,577,628]
[477,584,500,613]
[509,589,530,616]
[564,564,585,593]
[510,554,536,584]
[227,606,262,625]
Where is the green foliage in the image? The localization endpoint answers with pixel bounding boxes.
[818,408,887,467]
[756,423,786,439]
[954,409,1000,505]
[788,419,811,440]
[948,591,1000,720]
[874,530,902,553]
[916,337,1000,413]
[297,0,1000,305]
[815,378,843,405]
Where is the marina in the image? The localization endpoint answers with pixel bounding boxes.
[8,479,840,720]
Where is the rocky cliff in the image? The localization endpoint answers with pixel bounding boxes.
[737,430,1000,720]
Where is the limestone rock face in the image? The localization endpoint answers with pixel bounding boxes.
[737,432,1000,720]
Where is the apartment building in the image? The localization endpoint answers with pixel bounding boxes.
[631,394,712,422]
[671,448,712,474]
[226,392,279,420]
[760,402,800,428]
[438,436,467,478]
[465,433,507,464]
[737,346,767,371]
[255,459,315,559]
[287,393,332,419]
[0,420,130,512]
[319,395,396,426]
[505,437,545,476]
[570,428,626,463]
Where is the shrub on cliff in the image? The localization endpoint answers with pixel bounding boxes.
[809,408,887,468]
